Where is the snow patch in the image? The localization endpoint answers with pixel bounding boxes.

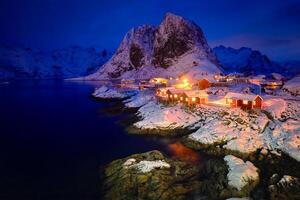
[123,158,170,173]
[224,155,259,191]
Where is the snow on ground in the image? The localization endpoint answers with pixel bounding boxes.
[283,76,300,96]
[124,90,155,108]
[279,120,300,161]
[92,86,137,99]
[123,158,170,173]
[263,98,287,118]
[188,108,266,154]
[224,155,259,191]
[262,100,300,161]
[134,101,202,130]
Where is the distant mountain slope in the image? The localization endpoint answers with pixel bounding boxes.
[0,45,111,80]
[213,45,275,75]
[84,12,221,80]
[213,45,300,77]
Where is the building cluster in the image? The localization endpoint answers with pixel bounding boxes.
[153,74,264,109]
[117,72,276,109]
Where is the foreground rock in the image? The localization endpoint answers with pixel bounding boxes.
[103,150,200,200]
[92,86,137,99]
[224,155,259,197]
[268,174,300,200]
[103,150,261,199]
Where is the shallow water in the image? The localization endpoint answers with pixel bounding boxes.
[0,81,208,200]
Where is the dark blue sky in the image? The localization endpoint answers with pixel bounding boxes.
[1,0,300,61]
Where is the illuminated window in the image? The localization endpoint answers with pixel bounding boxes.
[228,99,232,103]
[185,98,188,101]
[243,100,248,105]
[174,94,178,98]
[170,95,173,98]
[253,101,256,106]
[192,97,196,102]
[180,97,183,101]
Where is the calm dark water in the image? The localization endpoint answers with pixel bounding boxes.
[0,81,205,200]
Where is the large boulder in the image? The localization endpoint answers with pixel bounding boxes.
[103,150,201,200]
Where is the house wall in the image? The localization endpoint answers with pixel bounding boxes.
[253,97,262,109]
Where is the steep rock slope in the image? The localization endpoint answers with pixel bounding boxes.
[85,13,221,80]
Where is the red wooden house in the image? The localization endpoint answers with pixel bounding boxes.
[224,92,263,109]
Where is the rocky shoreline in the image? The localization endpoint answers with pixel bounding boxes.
[93,86,300,199]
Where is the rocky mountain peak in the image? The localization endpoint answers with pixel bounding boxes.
[85,13,221,80]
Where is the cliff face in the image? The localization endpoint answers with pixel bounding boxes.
[86,12,221,80]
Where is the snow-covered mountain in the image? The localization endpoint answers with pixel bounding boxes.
[278,60,300,77]
[0,45,111,80]
[213,45,276,75]
[84,12,221,80]
[213,45,300,77]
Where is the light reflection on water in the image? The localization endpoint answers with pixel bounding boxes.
[168,142,200,164]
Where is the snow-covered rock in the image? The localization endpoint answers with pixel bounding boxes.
[134,101,201,130]
[283,76,300,96]
[124,90,155,108]
[83,12,221,80]
[224,155,259,191]
[0,45,110,80]
[264,98,287,118]
[92,86,137,99]
[188,108,266,154]
[123,159,170,173]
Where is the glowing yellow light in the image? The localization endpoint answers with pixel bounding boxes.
[185,98,188,101]
[253,101,256,106]
[243,100,248,105]
[174,94,178,98]
[192,97,196,102]
[180,97,183,100]
[228,99,232,103]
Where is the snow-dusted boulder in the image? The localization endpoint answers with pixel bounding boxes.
[224,155,259,192]
[103,150,200,200]
[92,86,137,99]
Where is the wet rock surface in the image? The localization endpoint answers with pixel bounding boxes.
[268,175,300,200]
[102,150,261,200]
[103,150,201,200]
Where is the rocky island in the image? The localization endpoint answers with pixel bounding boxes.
[85,13,300,200]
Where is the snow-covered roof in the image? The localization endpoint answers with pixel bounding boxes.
[184,90,208,97]
[225,92,262,101]
[157,87,173,92]
[167,88,187,94]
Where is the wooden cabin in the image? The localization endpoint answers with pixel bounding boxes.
[156,87,172,101]
[150,77,168,87]
[224,92,263,109]
[181,90,208,105]
[166,88,186,102]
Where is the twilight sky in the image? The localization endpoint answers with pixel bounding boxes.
[1,0,300,61]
